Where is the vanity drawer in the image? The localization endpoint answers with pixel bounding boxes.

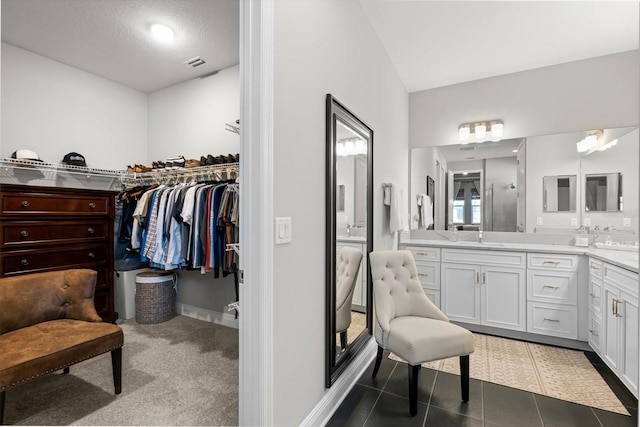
[424,289,441,309]
[527,253,578,271]
[589,277,603,316]
[404,246,440,261]
[415,261,440,289]
[603,263,638,295]
[442,249,525,268]
[527,301,577,339]
[1,244,108,276]
[588,315,602,355]
[527,270,577,305]
[589,258,604,279]
[0,220,109,248]
[0,191,113,217]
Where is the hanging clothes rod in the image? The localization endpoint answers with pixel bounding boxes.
[120,163,239,186]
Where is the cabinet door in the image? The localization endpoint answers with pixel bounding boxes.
[619,290,638,398]
[482,266,526,331]
[441,263,480,324]
[602,283,620,372]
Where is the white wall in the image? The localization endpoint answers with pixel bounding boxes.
[410,50,639,147]
[147,65,240,162]
[272,0,408,424]
[1,43,147,169]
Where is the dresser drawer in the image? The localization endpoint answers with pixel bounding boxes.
[589,277,603,317]
[589,258,604,279]
[94,289,111,315]
[588,315,602,354]
[527,270,577,305]
[442,249,525,268]
[1,245,108,276]
[404,246,440,261]
[0,192,112,216]
[424,289,440,309]
[527,253,578,271]
[415,261,440,289]
[527,301,577,339]
[0,220,109,248]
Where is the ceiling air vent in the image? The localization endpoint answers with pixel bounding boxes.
[184,56,206,67]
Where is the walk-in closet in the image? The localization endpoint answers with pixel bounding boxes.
[0,1,241,424]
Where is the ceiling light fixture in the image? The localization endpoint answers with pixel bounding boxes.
[336,137,367,157]
[150,23,175,42]
[458,120,503,142]
[576,130,611,154]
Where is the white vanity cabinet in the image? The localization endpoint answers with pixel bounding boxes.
[526,253,579,339]
[441,249,526,332]
[403,246,441,308]
[336,240,367,311]
[600,262,638,398]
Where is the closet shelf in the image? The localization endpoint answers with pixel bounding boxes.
[121,162,239,186]
[1,158,126,177]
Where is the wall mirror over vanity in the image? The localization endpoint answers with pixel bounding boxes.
[325,95,373,387]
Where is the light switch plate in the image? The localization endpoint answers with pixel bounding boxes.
[536,217,543,226]
[570,218,578,227]
[624,217,631,227]
[275,217,292,244]
[584,218,591,226]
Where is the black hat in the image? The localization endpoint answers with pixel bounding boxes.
[62,152,86,167]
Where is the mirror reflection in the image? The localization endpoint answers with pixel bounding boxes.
[326,95,372,387]
[585,173,622,212]
[543,175,577,212]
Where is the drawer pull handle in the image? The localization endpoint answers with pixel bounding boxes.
[590,265,600,271]
[20,230,29,237]
[542,285,560,289]
[482,272,486,284]
[417,252,431,256]
[21,201,30,208]
[88,202,96,209]
[20,259,29,266]
[613,299,622,317]
[543,261,561,265]
[589,293,600,299]
[418,273,429,277]
[476,272,480,284]
[87,228,95,234]
[589,329,599,337]
[88,252,96,259]
[543,318,560,323]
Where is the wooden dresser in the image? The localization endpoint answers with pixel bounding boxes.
[0,184,118,322]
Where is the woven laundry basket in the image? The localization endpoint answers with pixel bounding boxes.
[135,271,177,324]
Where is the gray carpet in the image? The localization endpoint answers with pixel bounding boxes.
[3,315,239,426]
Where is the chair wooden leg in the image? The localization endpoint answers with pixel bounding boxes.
[111,347,122,395]
[0,390,6,425]
[339,331,347,349]
[408,364,420,416]
[460,355,469,402]
[63,367,70,374]
[372,345,384,377]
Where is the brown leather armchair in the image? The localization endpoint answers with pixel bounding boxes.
[0,269,124,424]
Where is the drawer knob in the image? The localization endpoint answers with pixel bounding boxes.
[89,202,96,209]
[88,252,96,259]
[20,230,29,237]
[87,227,95,234]
[21,201,29,208]
[20,259,29,266]
[543,318,560,323]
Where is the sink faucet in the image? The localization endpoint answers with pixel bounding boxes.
[346,224,351,236]
[604,225,616,231]
[478,227,484,243]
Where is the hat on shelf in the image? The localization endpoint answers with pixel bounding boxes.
[10,149,43,163]
[62,152,86,167]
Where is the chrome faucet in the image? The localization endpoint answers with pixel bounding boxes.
[604,225,616,231]
[478,227,484,243]
[346,224,351,236]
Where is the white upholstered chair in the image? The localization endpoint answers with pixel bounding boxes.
[335,246,363,349]
[369,250,474,416]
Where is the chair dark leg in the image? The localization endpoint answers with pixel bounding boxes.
[111,347,122,395]
[63,367,70,374]
[408,364,420,416]
[340,331,347,349]
[0,390,6,425]
[371,345,384,377]
[460,355,469,402]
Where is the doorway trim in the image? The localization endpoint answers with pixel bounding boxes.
[239,0,275,425]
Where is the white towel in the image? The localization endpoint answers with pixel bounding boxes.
[417,194,433,229]
[389,184,409,233]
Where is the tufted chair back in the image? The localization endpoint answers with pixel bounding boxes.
[369,250,448,348]
[335,246,363,333]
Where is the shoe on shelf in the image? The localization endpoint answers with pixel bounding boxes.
[200,156,208,166]
[185,159,200,168]
[164,159,174,170]
[173,156,185,169]
[206,154,217,165]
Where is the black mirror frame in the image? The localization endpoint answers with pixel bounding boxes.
[325,94,374,388]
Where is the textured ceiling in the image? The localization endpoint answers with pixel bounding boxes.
[359,1,639,93]
[1,0,239,93]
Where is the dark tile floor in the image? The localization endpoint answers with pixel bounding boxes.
[327,350,638,427]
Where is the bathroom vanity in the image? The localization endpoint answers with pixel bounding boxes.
[400,235,638,398]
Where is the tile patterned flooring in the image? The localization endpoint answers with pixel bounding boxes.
[327,350,638,427]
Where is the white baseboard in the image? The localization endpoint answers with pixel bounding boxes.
[175,302,239,329]
[300,338,377,427]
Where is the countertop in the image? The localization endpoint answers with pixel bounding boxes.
[401,239,639,273]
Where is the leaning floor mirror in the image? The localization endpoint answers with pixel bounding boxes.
[325,94,373,387]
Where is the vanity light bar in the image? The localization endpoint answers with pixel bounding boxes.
[458,120,503,142]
